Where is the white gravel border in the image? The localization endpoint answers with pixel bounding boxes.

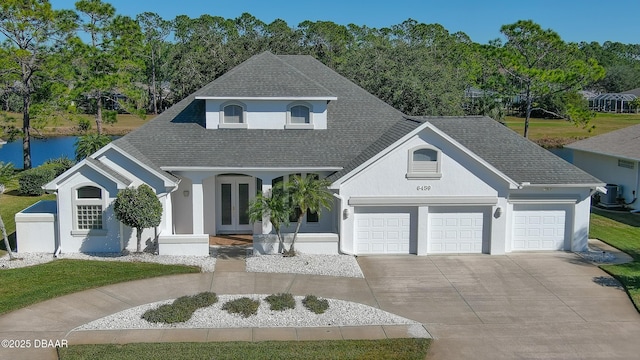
[75,294,424,332]
[0,252,364,278]
[246,254,364,278]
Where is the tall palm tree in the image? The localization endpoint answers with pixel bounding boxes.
[287,175,333,256]
[247,184,291,253]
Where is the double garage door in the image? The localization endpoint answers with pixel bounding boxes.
[355,209,484,255]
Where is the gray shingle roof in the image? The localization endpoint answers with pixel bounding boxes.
[421,116,602,185]
[85,157,132,186]
[115,52,404,169]
[565,123,640,161]
[114,52,600,187]
[194,52,335,98]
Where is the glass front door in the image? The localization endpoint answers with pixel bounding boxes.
[217,176,254,233]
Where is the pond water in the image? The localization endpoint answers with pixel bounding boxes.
[0,136,79,169]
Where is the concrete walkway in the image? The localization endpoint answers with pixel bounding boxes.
[1,244,639,359]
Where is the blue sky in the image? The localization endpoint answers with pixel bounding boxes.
[49,0,639,44]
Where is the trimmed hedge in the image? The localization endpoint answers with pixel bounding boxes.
[18,159,74,196]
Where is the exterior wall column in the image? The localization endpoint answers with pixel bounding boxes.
[192,179,204,234]
[163,193,174,234]
[417,206,428,255]
[259,176,274,234]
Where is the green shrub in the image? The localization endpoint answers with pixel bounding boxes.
[302,295,329,314]
[44,156,75,173]
[222,297,260,318]
[264,293,295,311]
[141,292,218,324]
[0,162,15,191]
[77,118,91,132]
[18,165,56,195]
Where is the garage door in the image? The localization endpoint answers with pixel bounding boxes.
[355,213,410,254]
[512,210,566,250]
[428,212,484,254]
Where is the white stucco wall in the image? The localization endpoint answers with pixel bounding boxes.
[55,167,122,253]
[337,128,510,255]
[205,99,328,130]
[572,150,639,209]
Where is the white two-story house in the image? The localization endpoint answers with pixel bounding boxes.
[19,51,603,256]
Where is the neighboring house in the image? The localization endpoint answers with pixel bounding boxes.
[17,51,603,256]
[566,124,640,210]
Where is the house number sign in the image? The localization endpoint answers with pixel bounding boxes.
[416,185,432,191]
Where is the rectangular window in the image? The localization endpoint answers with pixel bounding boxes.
[618,159,635,169]
[76,205,103,230]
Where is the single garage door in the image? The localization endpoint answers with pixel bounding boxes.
[428,212,484,254]
[355,213,410,254]
[512,210,566,250]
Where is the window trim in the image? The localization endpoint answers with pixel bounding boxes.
[219,101,248,129]
[407,146,442,179]
[71,184,107,236]
[285,102,314,129]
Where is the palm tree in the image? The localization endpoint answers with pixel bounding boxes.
[74,133,111,161]
[286,175,333,256]
[247,184,291,253]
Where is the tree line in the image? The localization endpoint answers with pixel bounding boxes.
[2,0,636,169]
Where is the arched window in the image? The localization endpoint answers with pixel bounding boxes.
[407,146,442,179]
[223,104,244,124]
[290,105,310,124]
[286,102,313,129]
[74,185,104,230]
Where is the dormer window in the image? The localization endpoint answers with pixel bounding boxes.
[290,105,310,124]
[219,102,247,128]
[286,102,314,129]
[407,146,442,179]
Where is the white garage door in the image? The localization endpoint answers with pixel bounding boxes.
[355,213,410,254]
[512,210,566,250]
[428,212,484,254]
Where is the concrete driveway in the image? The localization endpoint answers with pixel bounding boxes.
[358,252,640,359]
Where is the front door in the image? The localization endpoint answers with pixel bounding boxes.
[217,176,254,233]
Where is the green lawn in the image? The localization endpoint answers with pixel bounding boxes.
[0,259,199,316]
[504,113,640,147]
[590,208,640,310]
[58,339,431,360]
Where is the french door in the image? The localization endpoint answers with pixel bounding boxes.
[216,176,254,233]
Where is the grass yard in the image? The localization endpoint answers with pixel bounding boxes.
[58,339,431,360]
[504,113,640,147]
[0,259,199,316]
[590,208,640,310]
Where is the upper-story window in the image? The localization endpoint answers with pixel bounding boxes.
[286,102,313,129]
[219,102,247,128]
[224,105,243,123]
[73,185,105,233]
[290,105,310,124]
[407,146,442,179]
